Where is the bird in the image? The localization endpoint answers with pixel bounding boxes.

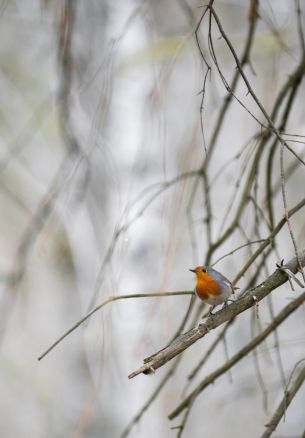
[189,266,235,313]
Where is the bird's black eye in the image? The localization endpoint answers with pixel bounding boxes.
[202,268,206,273]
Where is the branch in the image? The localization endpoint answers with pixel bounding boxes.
[120,296,195,438]
[121,356,182,438]
[128,250,305,379]
[233,197,305,283]
[186,319,233,381]
[169,290,305,420]
[202,0,259,168]
[261,362,305,438]
[38,291,194,361]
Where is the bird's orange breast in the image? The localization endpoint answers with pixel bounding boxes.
[195,275,222,300]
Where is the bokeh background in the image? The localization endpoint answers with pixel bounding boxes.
[0,1,305,437]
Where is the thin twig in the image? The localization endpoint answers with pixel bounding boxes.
[211,239,267,267]
[38,291,194,361]
[233,197,305,284]
[87,169,200,312]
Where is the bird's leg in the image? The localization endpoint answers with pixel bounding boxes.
[208,305,215,316]
[223,298,235,308]
[201,305,215,319]
[221,301,228,309]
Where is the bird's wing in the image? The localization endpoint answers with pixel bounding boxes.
[207,268,236,291]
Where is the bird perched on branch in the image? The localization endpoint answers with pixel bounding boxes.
[189,266,236,313]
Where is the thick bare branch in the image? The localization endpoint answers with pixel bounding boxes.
[128,250,305,379]
[169,291,305,419]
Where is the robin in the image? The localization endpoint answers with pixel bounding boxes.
[189,266,235,313]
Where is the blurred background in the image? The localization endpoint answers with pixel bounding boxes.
[0,1,305,437]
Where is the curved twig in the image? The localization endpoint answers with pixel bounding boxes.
[38,291,194,361]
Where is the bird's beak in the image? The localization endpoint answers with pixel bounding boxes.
[189,269,195,273]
